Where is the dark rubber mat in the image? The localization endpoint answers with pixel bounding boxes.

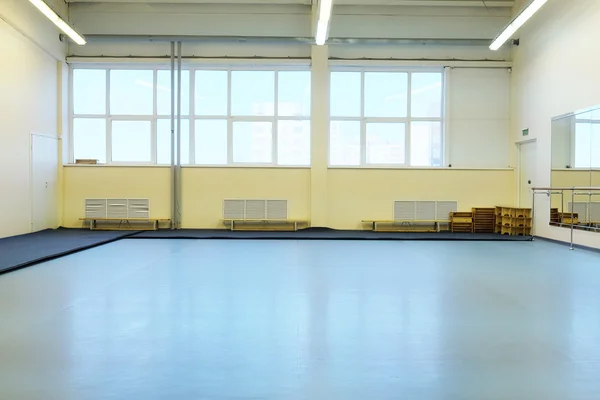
[0,228,138,274]
[130,228,533,241]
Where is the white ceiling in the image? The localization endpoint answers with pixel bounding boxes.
[66,0,514,7]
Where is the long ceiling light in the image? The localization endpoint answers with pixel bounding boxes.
[315,0,334,46]
[489,0,548,51]
[28,0,86,45]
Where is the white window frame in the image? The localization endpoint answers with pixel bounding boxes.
[328,67,445,169]
[69,64,311,167]
[193,67,311,167]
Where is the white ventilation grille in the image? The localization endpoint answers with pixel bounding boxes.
[246,200,266,219]
[590,203,600,223]
[416,201,436,220]
[223,199,288,219]
[85,199,107,218]
[569,202,600,224]
[223,200,245,219]
[394,201,415,221]
[394,200,458,221]
[107,199,128,219]
[436,201,458,221]
[267,200,287,219]
[128,199,150,218]
[569,202,589,223]
[85,198,150,219]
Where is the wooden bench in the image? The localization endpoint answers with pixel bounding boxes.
[362,220,445,232]
[80,218,171,231]
[222,219,309,232]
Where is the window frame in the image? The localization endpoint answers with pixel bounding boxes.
[69,64,311,167]
[328,67,445,169]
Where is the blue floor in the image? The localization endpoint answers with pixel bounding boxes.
[0,239,599,399]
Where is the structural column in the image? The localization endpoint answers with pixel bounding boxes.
[310,45,329,227]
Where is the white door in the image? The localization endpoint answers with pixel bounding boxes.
[31,134,58,232]
[518,140,537,208]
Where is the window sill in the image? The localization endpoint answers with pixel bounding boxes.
[327,166,515,171]
[64,164,311,169]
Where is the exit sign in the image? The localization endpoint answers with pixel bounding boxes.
[522,128,529,136]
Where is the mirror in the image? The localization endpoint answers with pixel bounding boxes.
[550,104,600,230]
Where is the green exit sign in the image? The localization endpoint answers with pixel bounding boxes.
[522,128,529,136]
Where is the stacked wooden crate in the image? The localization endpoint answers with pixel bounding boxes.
[494,206,532,236]
[450,212,473,233]
[558,212,578,225]
[550,208,560,225]
[472,208,496,233]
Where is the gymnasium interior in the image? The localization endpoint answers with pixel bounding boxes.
[1,0,600,398]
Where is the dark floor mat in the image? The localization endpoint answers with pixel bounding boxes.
[0,228,138,274]
[130,228,533,241]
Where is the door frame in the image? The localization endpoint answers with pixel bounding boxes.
[30,132,59,232]
[516,138,537,208]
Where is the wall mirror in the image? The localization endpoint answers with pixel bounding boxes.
[550,105,600,231]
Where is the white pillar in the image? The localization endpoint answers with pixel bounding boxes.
[310,44,329,227]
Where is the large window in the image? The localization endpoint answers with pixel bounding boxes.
[71,67,311,166]
[329,70,443,167]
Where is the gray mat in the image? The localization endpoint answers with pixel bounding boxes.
[130,228,533,241]
[0,228,137,275]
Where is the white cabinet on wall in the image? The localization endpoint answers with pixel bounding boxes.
[447,68,511,168]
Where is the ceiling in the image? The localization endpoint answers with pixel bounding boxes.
[66,0,515,7]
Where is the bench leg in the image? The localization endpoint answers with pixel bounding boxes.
[294,221,297,231]
[231,221,234,232]
[90,220,94,231]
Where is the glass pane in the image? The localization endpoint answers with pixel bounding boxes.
[330,72,361,117]
[195,71,228,116]
[231,71,275,116]
[278,71,311,117]
[157,70,190,116]
[592,120,600,169]
[574,122,591,168]
[364,72,408,117]
[111,121,151,163]
[73,118,106,163]
[110,70,153,115]
[195,120,228,165]
[329,121,360,166]
[278,120,310,166]
[411,121,442,167]
[233,121,272,163]
[411,73,443,118]
[73,70,106,115]
[366,123,405,165]
[156,119,190,165]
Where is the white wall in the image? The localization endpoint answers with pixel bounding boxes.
[511,0,600,248]
[0,2,66,238]
[68,3,510,61]
[448,68,511,168]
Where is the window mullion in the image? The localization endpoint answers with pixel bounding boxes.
[406,72,412,166]
[106,69,111,164]
[227,70,233,164]
[190,69,196,165]
[272,70,279,165]
[360,71,366,166]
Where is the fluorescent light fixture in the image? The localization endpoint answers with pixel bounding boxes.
[28,0,86,45]
[490,0,548,51]
[315,0,334,46]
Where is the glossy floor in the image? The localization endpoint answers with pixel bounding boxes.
[1,239,600,400]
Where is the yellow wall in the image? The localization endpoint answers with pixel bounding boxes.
[181,168,311,228]
[550,170,593,209]
[63,166,514,230]
[63,167,171,228]
[593,171,600,187]
[327,169,515,229]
